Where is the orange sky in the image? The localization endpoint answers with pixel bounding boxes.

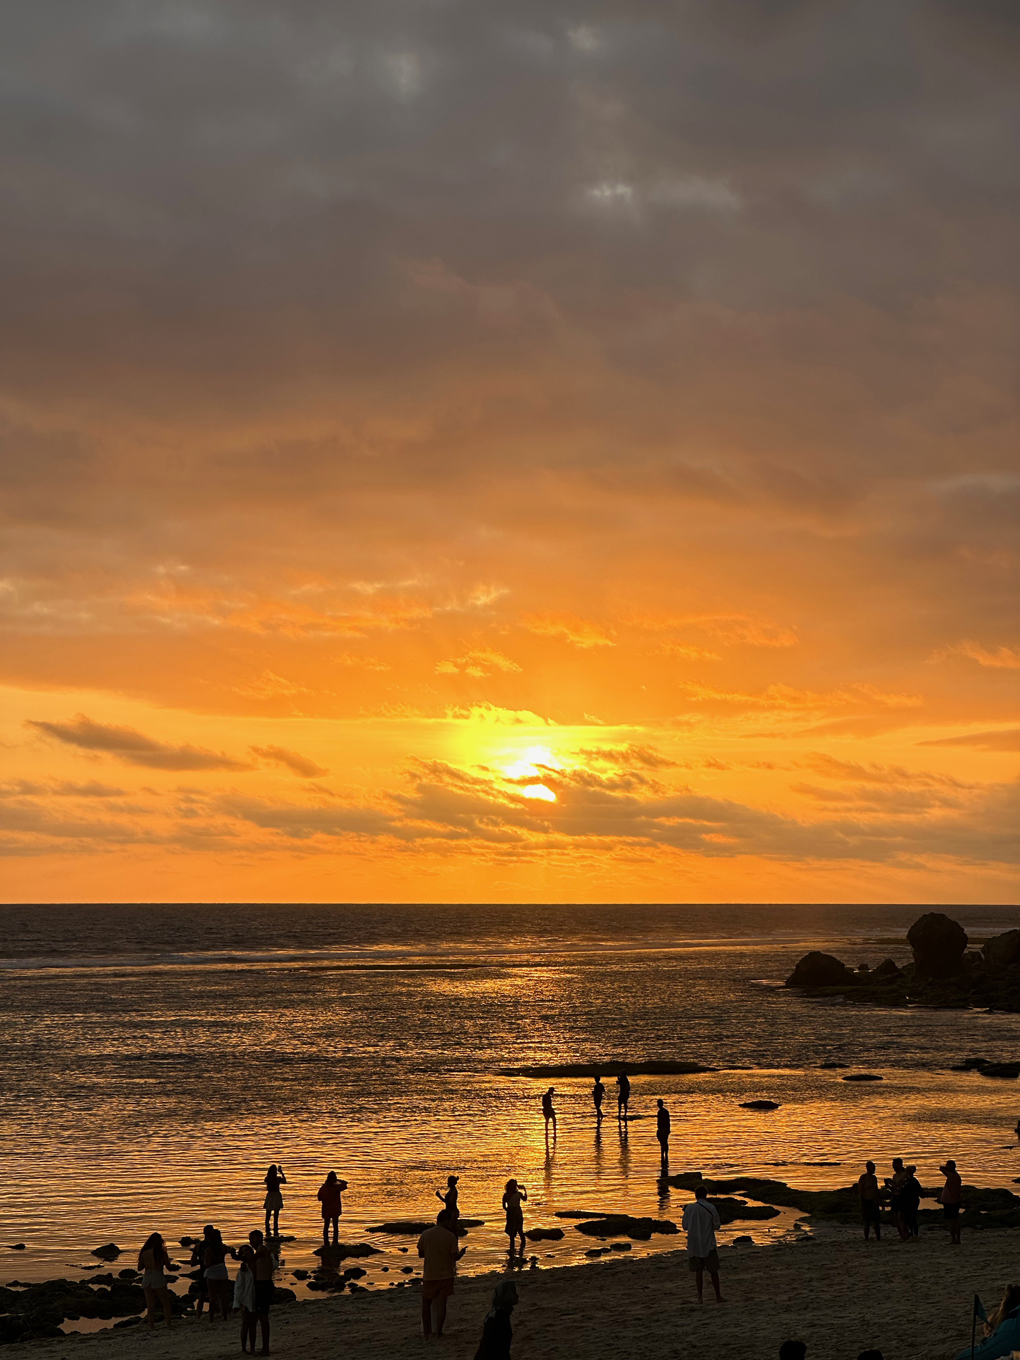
[0,1,1017,903]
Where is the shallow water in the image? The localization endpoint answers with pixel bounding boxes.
[2,903,1020,1299]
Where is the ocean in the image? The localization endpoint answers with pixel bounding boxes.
[3,902,1020,1321]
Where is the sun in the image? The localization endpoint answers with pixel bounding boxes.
[521,783,557,802]
[501,744,562,780]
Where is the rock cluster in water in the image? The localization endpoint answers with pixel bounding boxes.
[785,911,1020,1010]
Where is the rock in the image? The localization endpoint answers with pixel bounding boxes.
[857,963,870,973]
[984,931,1020,972]
[574,1216,678,1241]
[817,1062,849,1069]
[9,1243,26,1250]
[959,1057,991,1069]
[907,912,968,979]
[709,1198,781,1225]
[873,958,903,979]
[979,1062,1020,1079]
[312,1242,382,1260]
[117,1269,136,1280]
[498,1061,717,1077]
[90,1243,121,1260]
[343,1267,367,1280]
[739,1100,781,1110]
[585,1248,605,1257]
[291,1269,309,1280]
[274,1287,297,1303]
[401,1266,414,1274]
[525,1227,564,1241]
[785,951,857,989]
[609,1242,632,1251]
[733,1235,754,1244]
[842,1073,882,1082]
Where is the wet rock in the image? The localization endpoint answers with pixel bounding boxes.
[979,1062,1020,1079]
[8,1243,26,1250]
[733,1236,754,1244]
[498,1061,717,1077]
[292,1268,309,1280]
[90,1243,122,1260]
[274,1286,297,1303]
[117,1269,137,1280]
[575,1216,678,1241]
[908,912,968,979]
[313,1242,382,1260]
[842,1073,882,1082]
[343,1266,367,1280]
[401,1266,414,1274]
[784,952,857,989]
[984,930,1020,973]
[739,1100,780,1110]
[525,1227,564,1241]
[609,1242,632,1251]
[709,1198,780,1224]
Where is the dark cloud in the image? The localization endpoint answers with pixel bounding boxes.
[250,744,328,777]
[27,714,252,770]
[920,728,1020,751]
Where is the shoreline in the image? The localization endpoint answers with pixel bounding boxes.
[4,1228,1005,1360]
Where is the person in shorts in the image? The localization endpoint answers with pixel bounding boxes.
[682,1185,724,1303]
[857,1160,882,1241]
[417,1209,466,1339]
[249,1229,276,1355]
[940,1160,963,1245]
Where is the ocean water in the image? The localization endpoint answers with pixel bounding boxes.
[3,902,1020,1310]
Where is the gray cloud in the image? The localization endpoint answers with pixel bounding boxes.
[250,744,328,777]
[920,728,1020,751]
[27,714,252,771]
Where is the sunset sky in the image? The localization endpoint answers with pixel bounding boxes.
[1,1,1018,903]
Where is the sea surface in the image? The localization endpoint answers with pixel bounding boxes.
[3,902,1020,1321]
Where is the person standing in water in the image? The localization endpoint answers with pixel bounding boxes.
[502,1179,528,1255]
[940,1159,963,1245]
[262,1163,287,1238]
[592,1075,605,1123]
[138,1232,174,1331]
[857,1161,882,1241]
[616,1071,631,1120]
[436,1175,460,1220]
[542,1087,556,1136]
[656,1098,671,1168]
[316,1171,347,1245]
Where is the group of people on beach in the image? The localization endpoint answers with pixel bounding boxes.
[137,1225,277,1353]
[857,1157,963,1245]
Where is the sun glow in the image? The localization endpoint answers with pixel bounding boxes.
[521,784,557,801]
[501,744,563,780]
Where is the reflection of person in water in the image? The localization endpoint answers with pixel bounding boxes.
[616,1072,631,1120]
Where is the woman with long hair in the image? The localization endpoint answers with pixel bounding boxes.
[137,1232,173,1331]
[203,1225,234,1323]
[957,1283,1020,1360]
[502,1179,527,1256]
[263,1163,287,1237]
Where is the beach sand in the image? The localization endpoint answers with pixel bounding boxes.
[5,1232,997,1360]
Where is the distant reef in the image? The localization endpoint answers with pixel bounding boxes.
[785,912,1020,1011]
[498,1061,717,1078]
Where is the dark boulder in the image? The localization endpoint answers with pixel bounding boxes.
[739,1100,781,1110]
[525,1227,564,1241]
[979,1062,1020,1079]
[873,958,903,980]
[983,930,1020,973]
[785,952,857,988]
[842,1073,882,1082]
[907,913,968,979]
[574,1216,678,1240]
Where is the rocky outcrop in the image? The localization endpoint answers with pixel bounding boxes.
[784,913,1020,1011]
[908,913,968,979]
[574,1216,678,1240]
[785,952,857,988]
[739,1100,781,1110]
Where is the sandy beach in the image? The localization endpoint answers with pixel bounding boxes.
[4,1231,1002,1360]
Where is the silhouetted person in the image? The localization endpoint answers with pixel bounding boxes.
[262,1163,286,1238]
[682,1185,723,1303]
[779,1343,807,1360]
[542,1087,556,1136]
[436,1174,460,1219]
[940,1159,962,1244]
[138,1232,173,1331]
[418,1208,466,1340]
[885,1157,908,1240]
[902,1165,922,1239]
[656,1098,671,1168]
[592,1075,605,1123]
[616,1071,631,1120]
[203,1226,233,1323]
[248,1229,275,1355]
[189,1227,213,1316]
[502,1179,528,1255]
[317,1171,347,1245]
[857,1161,881,1241]
[233,1244,257,1354]
[473,1278,518,1360]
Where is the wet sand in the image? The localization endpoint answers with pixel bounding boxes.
[4,1230,998,1360]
